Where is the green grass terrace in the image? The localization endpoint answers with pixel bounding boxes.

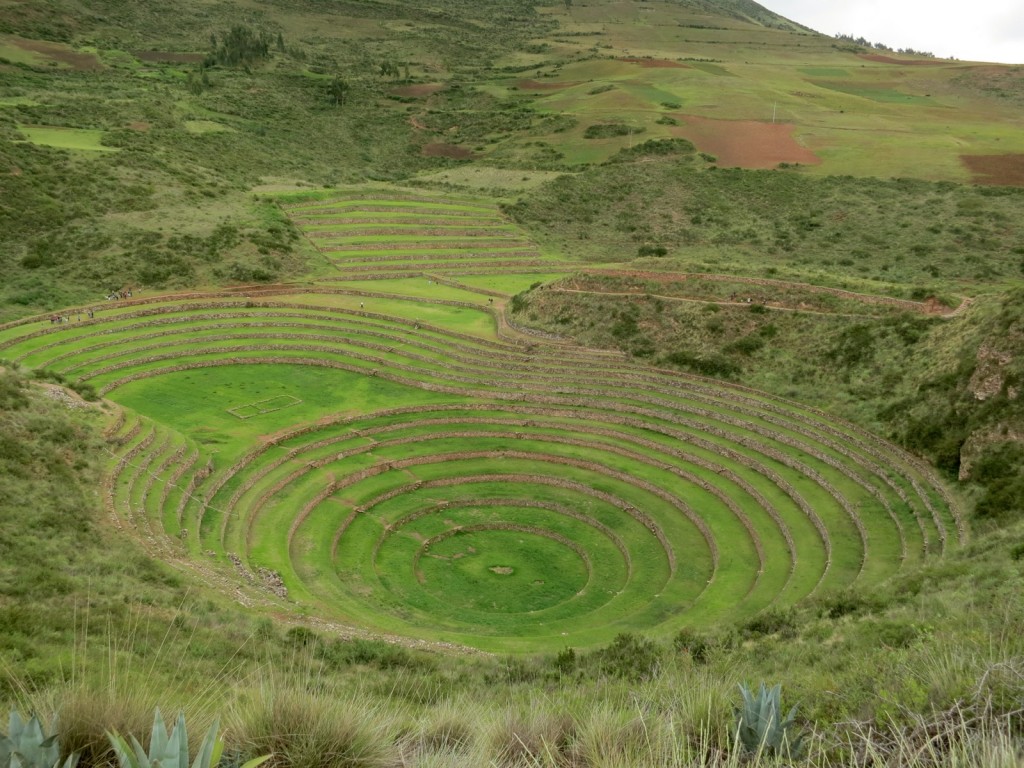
[0,284,962,652]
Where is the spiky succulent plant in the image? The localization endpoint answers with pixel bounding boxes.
[1,711,78,768]
[734,682,802,758]
[107,710,268,768]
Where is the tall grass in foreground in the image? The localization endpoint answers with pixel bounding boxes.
[228,680,399,768]
[6,657,1024,768]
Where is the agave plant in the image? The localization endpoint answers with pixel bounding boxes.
[1,711,79,768]
[733,682,802,758]
[107,709,268,768]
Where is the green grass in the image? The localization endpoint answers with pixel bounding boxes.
[16,125,117,152]
[325,278,496,302]
[812,82,936,105]
[111,364,461,465]
[0,286,956,651]
[0,39,47,67]
[0,97,39,107]
[442,273,570,295]
[183,119,237,133]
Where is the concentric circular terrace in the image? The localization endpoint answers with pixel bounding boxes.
[0,195,963,653]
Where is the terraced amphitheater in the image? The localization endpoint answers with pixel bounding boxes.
[286,191,567,280]
[0,191,962,654]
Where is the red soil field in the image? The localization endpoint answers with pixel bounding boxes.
[671,115,820,169]
[515,79,578,90]
[619,57,688,69]
[10,37,101,70]
[961,154,1024,186]
[391,83,443,98]
[134,51,205,63]
[422,143,475,159]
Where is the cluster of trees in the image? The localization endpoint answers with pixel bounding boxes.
[206,25,277,67]
[378,60,409,80]
[330,59,409,108]
[834,33,935,58]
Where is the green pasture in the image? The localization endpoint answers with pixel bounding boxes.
[16,125,117,152]
[0,97,38,107]
[183,119,236,134]
[111,364,461,465]
[0,39,46,66]
[288,199,496,214]
[302,222,518,233]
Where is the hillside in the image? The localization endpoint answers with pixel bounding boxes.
[1,0,1023,765]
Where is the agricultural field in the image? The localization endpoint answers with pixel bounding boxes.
[282,189,572,281]
[0,270,961,652]
[16,124,117,152]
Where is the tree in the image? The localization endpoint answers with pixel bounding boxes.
[206,25,272,67]
[329,75,350,106]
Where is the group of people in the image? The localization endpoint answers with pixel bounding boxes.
[49,309,95,324]
[49,287,137,325]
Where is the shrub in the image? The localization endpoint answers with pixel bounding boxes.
[819,589,878,619]
[609,138,693,162]
[741,608,796,638]
[828,323,875,367]
[637,244,668,257]
[725,334,764,355]
[583,123,638,139]
[553,647,577,676]
[510,292,529,314]
[673,627,712,664]
[589,633,661,680]
[0,372,28,411]
[866,619,922,649]
[663,350,740,378]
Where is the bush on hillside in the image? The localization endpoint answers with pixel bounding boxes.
[583,123,639,139]
[588,633,661,680]
[607,138,694,163]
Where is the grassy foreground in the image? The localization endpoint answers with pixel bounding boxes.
[1,368,1023,767]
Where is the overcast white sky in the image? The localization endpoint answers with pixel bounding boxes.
[767,0,1024,64]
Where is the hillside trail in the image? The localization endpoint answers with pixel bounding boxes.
[585,272,966,317]
[549,287,896,320]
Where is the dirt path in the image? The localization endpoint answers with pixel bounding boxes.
[582,270,969,318]
[549,288,888,319]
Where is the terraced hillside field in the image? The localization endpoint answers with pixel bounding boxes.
[0,275,961,652]
[285,191,571,281]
